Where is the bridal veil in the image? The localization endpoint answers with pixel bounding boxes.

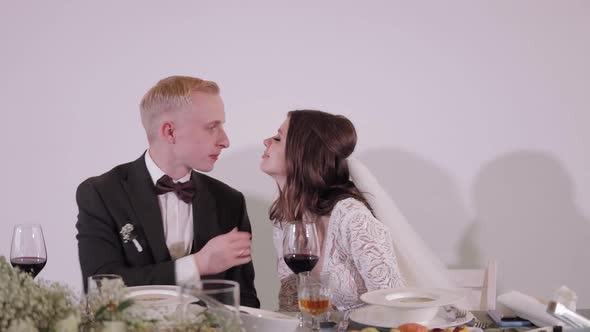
[347,157,455,289]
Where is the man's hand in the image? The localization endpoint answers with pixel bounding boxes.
[194,227,252,275]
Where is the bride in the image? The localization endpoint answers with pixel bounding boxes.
[260,109,409,311]
[260,109,453,311]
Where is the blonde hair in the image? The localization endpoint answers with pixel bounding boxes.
[140,75,220,142]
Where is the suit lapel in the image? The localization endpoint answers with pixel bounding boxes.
[122,155,170,262]
[191,171,220,253]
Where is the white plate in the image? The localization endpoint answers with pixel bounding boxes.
[239,306,297,320]
[126,285,182,305]
[361,288,465,308]
[239,306,299,332]
[125,285,189,321]
[349,305,474,329]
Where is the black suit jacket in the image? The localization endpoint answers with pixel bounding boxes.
[75,154,260,308]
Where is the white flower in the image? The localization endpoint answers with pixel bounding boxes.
[54,313,81,332]
[120,223,135,243]
[7,318,38,332]
[0,256,78,331]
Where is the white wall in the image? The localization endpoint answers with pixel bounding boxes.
[1,1,589,309]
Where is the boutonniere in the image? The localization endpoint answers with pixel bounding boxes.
[119,223,143,252]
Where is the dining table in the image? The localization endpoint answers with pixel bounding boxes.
[293,309,590,332]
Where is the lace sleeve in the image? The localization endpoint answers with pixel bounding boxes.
[273,224,298,311]
[344,208,406,291]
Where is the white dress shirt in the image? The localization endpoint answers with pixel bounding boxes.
[145,151,200,284]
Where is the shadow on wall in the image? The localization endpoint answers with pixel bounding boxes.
[471,150,590,305]
[208,147,590,308]
[209,146,279,310]
[358,148,476,268]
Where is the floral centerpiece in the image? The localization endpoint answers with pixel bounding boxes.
[85,277,153,332]
[0,255,242,332]
[0,256,79,332]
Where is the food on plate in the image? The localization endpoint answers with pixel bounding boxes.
[351,324,468,332]
[131,295,169,302]
[399,323,429,332]
[431,326,469,332]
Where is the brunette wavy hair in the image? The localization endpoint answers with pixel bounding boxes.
[270,110,371,223]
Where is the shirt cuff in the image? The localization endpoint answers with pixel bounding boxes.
[175,255,200,285]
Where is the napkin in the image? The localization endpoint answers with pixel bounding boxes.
[554,286,578,311]
[497,291,563,327]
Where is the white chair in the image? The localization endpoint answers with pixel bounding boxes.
[448,259,497,310]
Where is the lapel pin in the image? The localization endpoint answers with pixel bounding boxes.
[120,223,143,253]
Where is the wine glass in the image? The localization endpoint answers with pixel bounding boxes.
[87,274,124,296]
[180,280,241,330]
[298,271,331,331]
[10,224,47,278]
[282,222,321,274]
[282,221,321,327]
[86,274,124,319]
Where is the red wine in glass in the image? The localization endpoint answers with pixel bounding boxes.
[282,222,320,274]
[284,253,319,274]
[11,257,47,278]
[10,224,47,278]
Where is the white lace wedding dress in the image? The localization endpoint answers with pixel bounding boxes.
[273,197,406,311]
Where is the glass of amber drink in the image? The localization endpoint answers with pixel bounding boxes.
[297,271,331,331]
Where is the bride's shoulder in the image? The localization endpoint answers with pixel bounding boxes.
[332,197,372,220]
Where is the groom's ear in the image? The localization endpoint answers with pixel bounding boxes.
[161,121,176,143]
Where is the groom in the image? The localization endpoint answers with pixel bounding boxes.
[75,75,260,308]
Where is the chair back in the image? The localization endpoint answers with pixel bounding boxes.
[448,259,497,310]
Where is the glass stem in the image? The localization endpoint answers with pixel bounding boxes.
[297,312,304,328]
[311,315,321,331]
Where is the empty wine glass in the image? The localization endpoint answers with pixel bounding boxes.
[86,274,124,319]
[87,274,124,296]
[180,280,241,330]
[10,224,47,278]
[282,222,320,274]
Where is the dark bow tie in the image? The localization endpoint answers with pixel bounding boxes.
[155,175,196,203]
